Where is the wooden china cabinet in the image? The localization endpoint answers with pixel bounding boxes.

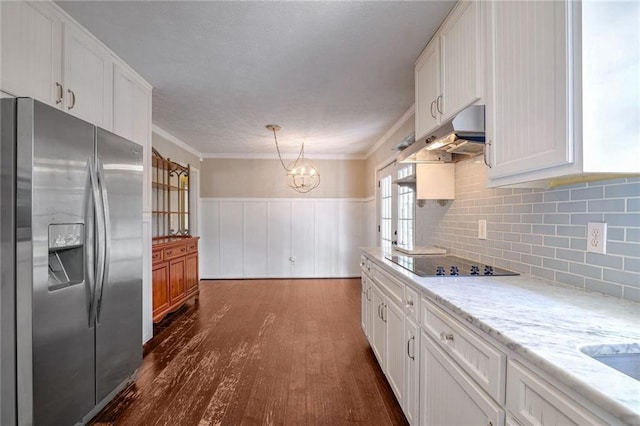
[151,149,199,323]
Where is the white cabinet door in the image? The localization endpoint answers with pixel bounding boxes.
[243,201,268,277]
[486,0,573,181]
[267,201,291,277]
[219,201,244,277]
[507,360,605,426]
[370,283,386,367]
[404,318,420,425]
[113,64,151,211]
[360,276,368,333]
[291,201,315,276]
[0,0,62,105]
[440,0,483,120]
[62,22,112,127]
[385,298,405,406]
[420,331,504,426]
[415,39,441,141]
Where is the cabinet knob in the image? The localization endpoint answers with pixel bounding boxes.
[405,300,414,307]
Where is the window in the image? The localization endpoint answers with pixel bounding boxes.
[396,164,415,247]
[378,162,395,249]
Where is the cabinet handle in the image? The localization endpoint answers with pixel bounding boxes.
[405,299,414,308]
[430,100,437,118]
[483,139,492,168]
[67,89,76,110]
[366,287,371,302]
[436,94,443,114]
[407,336,415,360]
[440,331,454,342]
[382,304,387,323]
[55,82,64,104]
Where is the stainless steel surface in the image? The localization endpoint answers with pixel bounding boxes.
[94,128,142,403]
[581,344,640,381]
[1,98,17,426]
[398,105,485,163]
[24,99,96,426]
[4,98,142,426]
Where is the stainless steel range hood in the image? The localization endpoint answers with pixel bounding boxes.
[398,105,485,163]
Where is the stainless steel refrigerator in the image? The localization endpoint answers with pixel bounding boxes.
[1,98,143,425]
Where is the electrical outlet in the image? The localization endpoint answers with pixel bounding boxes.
[478,220,487,240]
[587,222,607,254]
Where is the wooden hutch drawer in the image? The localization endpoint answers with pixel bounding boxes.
[163,243,188,260]
[152,249,163,263]
[187,240,198,253]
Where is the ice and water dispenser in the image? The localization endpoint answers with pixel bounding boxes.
[48,224,84,290]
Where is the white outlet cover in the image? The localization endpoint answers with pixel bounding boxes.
[478,220,487,240]
[587,222,607,254]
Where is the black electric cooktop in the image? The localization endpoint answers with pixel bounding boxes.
[385,255,519,277]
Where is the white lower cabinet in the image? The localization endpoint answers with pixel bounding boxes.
[420,330,505,426]
[370,283,386,367]
[385,299,406,405]
[507,360,604,426]
[404,317,420,425]
[360,274,373,338]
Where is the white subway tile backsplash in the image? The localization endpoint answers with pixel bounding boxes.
[417,158,640,301]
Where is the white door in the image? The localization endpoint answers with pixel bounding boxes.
[62,23,112,127]
[486,0,572,179]
[440,0,483,120]
[377,162,396,249]
[370,284,386,367]
[385,299,406,406]
[420,331,504,426]
[415,39,441,140]
[404,318,420,425]
[0,1,62,105]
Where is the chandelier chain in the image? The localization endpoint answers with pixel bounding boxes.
[272,127,303,172]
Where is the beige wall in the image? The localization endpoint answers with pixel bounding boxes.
[152,131,201,167]
[200,158,366,198]
[364,114,415,197]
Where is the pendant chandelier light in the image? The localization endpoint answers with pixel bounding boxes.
[267,124,320,193]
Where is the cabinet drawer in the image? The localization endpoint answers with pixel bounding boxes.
[152,249,163,263]
[372,263,404,305]
[187,240,198,253]
[421,297,506,403]
[163,243,188,260]
[507,360,605,426]
[404,285,419,322]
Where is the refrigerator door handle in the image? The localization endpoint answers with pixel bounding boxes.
[96,159,111,323]
[88,156,106,327]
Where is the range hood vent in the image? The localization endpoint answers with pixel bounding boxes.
[398,105,485,163]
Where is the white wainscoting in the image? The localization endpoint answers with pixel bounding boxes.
[200,198,366,279]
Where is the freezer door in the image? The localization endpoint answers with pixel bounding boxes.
[18,99,96,426]
[95,128,143,402]
[1,99,17,426]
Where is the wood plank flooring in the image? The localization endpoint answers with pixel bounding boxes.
[90,279,408,426]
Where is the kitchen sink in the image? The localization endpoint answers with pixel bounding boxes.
[580,343,640,381]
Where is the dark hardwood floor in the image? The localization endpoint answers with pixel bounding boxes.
[90,278,408,426]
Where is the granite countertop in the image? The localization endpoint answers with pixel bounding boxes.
[362,247,640,425]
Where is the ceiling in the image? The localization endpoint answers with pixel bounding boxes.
[56,1,455,158]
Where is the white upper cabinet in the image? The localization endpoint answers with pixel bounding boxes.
[415,0,484,141]
[486,0,640,186]
[62,23,112,128]
[1,1,62,104]
[415,40,441,140]
[439,0,484,121]
[486,1,573,184]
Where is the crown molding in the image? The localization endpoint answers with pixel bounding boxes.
[152,125,203,159]
[202,152,367,161]
[364,104,415,160]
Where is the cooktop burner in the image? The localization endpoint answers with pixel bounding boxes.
[385,255,519,277]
